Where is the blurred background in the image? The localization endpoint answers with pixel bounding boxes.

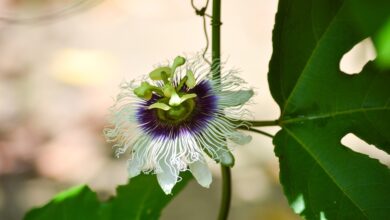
[0,0,388,219]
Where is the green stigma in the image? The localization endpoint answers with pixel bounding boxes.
[134,56,198,119]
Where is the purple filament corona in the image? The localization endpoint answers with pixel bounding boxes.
[136,80,218,139]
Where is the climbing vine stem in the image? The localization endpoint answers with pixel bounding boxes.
[209,1,231,220]
[211,0,222,84]
[218,165,232,220]
[246,128,274,138]
[247,120,279,127]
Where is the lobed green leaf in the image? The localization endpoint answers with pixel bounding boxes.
[269,0,390,219]
[24,173,192,220]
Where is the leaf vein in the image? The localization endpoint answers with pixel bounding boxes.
[284,127,369,218]
[281,2,345,116]
[282,106,389,124]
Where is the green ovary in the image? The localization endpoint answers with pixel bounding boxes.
[156,98,196,123]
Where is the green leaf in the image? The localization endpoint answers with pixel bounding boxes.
[24,173,192,220]
[374,20,390,68]
[345,0,390,68]
[24,186,100,220]
[269,0,390,219]
[102,172,192,220]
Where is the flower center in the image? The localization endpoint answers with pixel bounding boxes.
[133,55,200,123]
[136,80,218,139]
[156,98,196,123]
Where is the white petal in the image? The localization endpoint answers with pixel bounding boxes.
[156,162,179,194]
[127,137,149,177]
[127,159,142,178]
[189,160,212,188]
[228,131,252,145]
[219,90,254,107]
[218,150,235,166]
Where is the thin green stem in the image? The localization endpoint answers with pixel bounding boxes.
[218,165,232,220]
[247,120,279,127]
[211,0,221,84]
[246,128,274,138]
[190,0,211,64]
[210,1,231,219]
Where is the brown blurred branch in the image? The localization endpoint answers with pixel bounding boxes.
[0,0,104,24]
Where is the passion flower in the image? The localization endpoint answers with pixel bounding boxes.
[104,55,253,194]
